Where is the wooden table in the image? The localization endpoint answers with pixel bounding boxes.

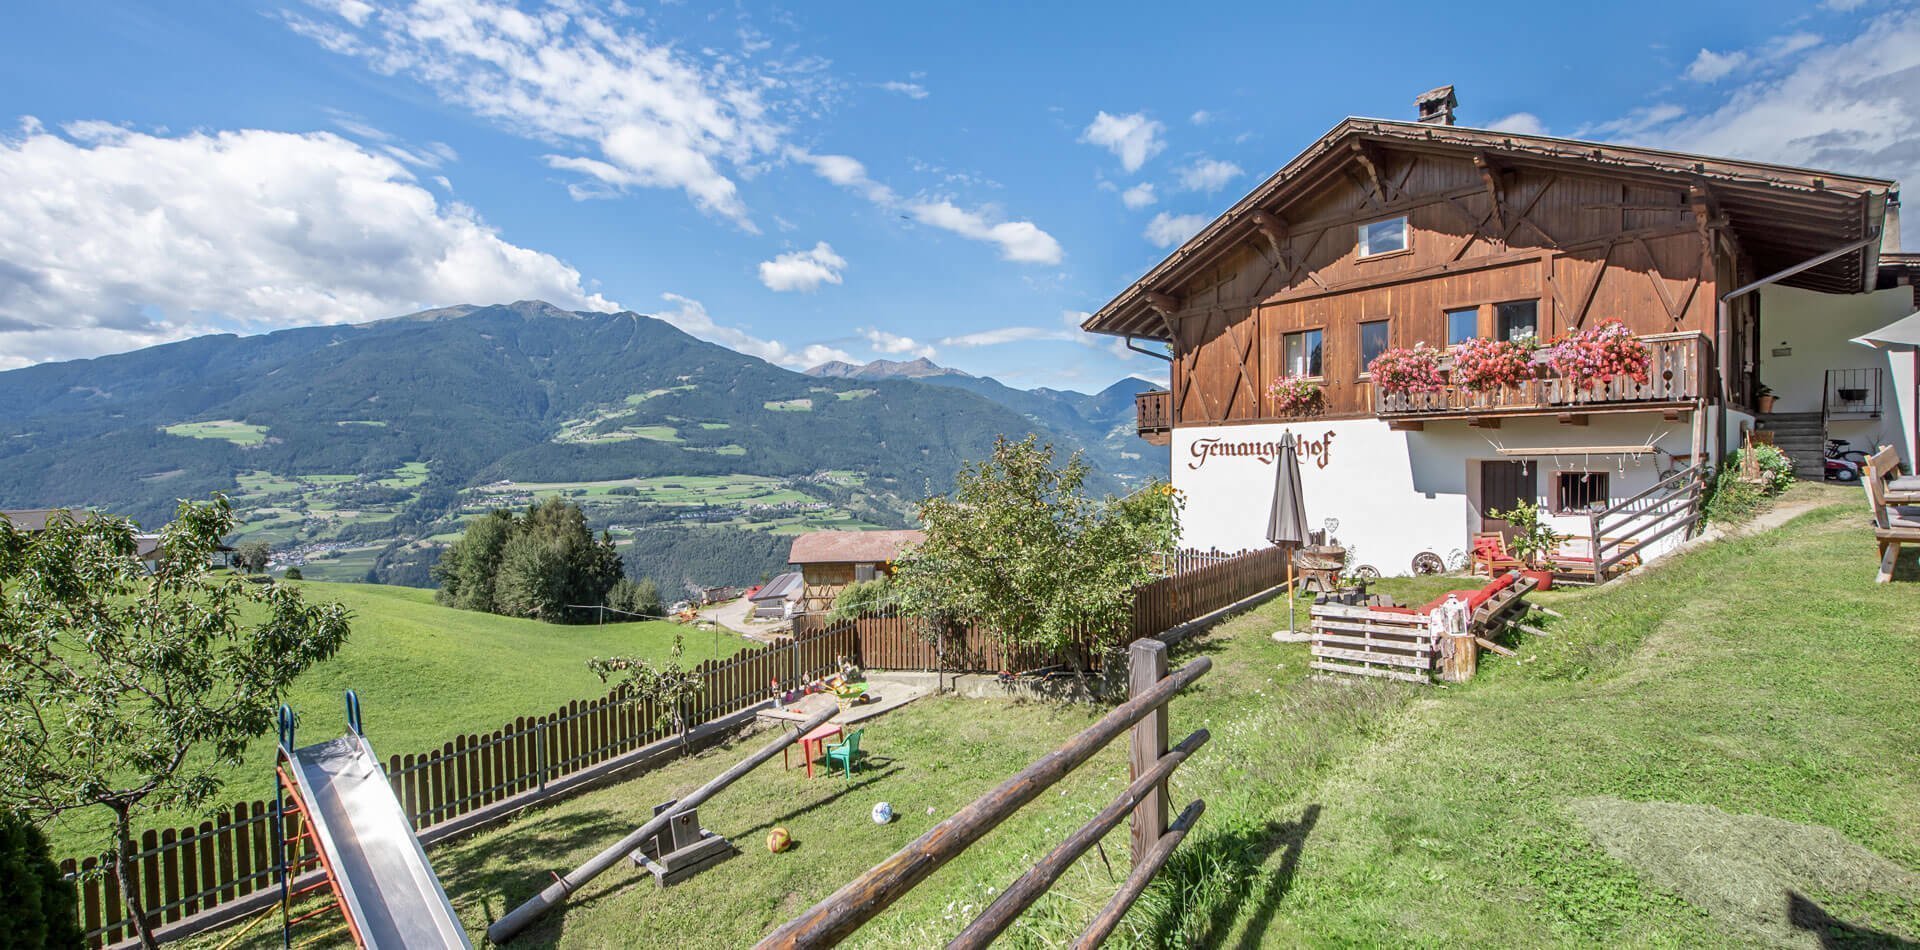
[784,721,844,779]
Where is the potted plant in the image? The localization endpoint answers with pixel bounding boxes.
[1367,342,1447,397]
[1545,319,1651,390]
[1268,374,1325,417]
[1485,499,1564,590]
[1755,382,1777,414]
[1452,336,1538,393]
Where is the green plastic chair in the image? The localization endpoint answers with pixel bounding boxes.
[824,729,864,778]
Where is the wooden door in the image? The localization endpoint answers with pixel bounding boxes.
[1480,461,1538,535]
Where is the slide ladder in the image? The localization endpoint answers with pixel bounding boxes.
[275,691,471,949]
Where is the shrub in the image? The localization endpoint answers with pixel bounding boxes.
[1267,375,1325,417]
[1547,320,1650,389]
[607,576,662,617]
[1367,342,1447,396]
[0,812,83,949]
[1452,337,1538,392]
[1486,499,1566,567]
[829,577,892,623]
[1741,444,1795,495]
[1705,467,1766,525]
[283,566,303,581]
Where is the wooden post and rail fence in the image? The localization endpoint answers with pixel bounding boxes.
[56,544,1291,948]
[755,639,1211,948]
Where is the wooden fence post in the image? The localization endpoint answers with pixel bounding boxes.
[1128,639,1168,868]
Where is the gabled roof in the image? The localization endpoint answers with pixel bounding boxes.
[1085,118,1898,341]
[752,571,805,601]
[788,529,925,565]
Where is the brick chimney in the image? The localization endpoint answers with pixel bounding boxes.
[1415,85,1457,126]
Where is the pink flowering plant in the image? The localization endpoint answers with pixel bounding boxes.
[1268,374,1325,417]
[1367,342,1447,396]
[1547,320,1650,389]
[1451,336,1538,392]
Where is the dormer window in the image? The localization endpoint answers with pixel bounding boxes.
[1358,216,1409,258]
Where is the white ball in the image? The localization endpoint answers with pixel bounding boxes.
[871,801,893,824]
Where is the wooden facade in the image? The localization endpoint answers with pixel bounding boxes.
[1164,150,1734,426]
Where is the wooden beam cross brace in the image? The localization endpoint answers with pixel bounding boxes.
[1473,153,1506,234]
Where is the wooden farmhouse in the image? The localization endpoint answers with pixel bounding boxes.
[787,529,923,617]
[1084,88,1917,578]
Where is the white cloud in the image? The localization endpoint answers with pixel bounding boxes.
[1486,112,1548,135]
[0,123,614,368]
[1144,212,1208,248]
[939,326,1073,347]
[1600,9,1920,245]
[909,201,1064,264]
[1176,157,1243,193]
[879,81,928,100]
[757,242,846,292]
[654,293,850,368]
[786,148,897,204]
[1081,111,1165,172]
[1121,183,1157,209]
[1686,48,1749,83]
[1189,110,1212,126]
[861,328,936,359]
[291,0,790,230]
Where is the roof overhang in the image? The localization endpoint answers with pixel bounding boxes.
[1084,118,1898,342]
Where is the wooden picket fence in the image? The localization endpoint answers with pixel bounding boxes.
[57,545,1293,946]
[59,623,859,948]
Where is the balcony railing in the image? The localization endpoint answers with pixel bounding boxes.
[1136,389,1172,439]
[1374,332,1706,422]
[1822,367,1883,421]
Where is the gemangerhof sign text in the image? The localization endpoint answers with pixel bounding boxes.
[1187,430,1336,470]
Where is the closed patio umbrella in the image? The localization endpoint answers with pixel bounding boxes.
[1267,432,1309,635]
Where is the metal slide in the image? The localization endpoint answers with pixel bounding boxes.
[279,695,471,949]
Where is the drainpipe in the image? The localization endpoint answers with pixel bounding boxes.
[1125,335,1173,362]
[1713,232,1881,472]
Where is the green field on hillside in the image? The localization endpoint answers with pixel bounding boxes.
[49,581,751,858]
[185,485,1919,949]
[161,419,269,445]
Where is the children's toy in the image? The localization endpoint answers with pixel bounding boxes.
[870,802,893,824]
[628,798,735,886]
[767,827,792,853]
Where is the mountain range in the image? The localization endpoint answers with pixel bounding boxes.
[0,301,1166,587]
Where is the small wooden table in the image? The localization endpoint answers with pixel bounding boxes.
[784,721,844,779]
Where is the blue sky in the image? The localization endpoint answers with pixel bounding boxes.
[1,0,1915,389]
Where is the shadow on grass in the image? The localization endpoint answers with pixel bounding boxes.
[1130,803,1322,949]
[1789,892,1919,948]
[735,763,903,839]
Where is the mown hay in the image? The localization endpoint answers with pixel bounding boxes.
[1568,797,1919,946]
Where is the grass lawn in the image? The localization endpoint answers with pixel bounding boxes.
[50,581,751,858]
[184,487,1920,948]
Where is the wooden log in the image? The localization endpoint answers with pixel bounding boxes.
[1516,623,1552,638]
[947,730,1210,949]
[1071,799,1206,950]
[1128,640,1169,869]
[488,703,838,944]
[1439,633,1477,683]
[1530,604,1566,618]
[752,656,1211,949]
[1475,637,1518,658]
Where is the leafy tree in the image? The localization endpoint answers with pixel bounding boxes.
[607,577,662,618]
[438,499,622,623]
[829,577,893,623]
[283,566,303,581]
[589,634,704,744]
[433,508,514,612]
[0,810,83,949]
[0,499,350,948]
[893,436,1179,663]
[231,539,271,574]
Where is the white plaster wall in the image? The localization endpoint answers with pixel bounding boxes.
[1172,415,1698,576]
[1756,285,1914,462]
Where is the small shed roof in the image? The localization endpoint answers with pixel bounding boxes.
[788,529,925,565]
[1,509,69,532]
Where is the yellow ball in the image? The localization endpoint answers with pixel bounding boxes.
[767,827,791,853]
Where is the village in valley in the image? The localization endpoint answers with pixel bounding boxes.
[1,3,1918,948]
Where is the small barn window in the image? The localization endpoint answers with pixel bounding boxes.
[1446,307,1479,346]
[1556,472,1611,514]
[854,563,877,582]
[1497,301,1539,342]
[1358,320,1391,374]
[1358,216,1408,257]
[1283,329,1323,377]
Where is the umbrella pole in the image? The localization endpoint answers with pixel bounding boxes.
[1287,559,1295,634]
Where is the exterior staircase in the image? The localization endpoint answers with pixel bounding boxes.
[1755,412,1826,478]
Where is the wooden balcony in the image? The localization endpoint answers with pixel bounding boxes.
[1374,332,1707,428]
[1136,389,1172,445]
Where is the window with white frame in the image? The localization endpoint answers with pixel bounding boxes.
[1358,216,1409,257]
[1283,329,1323,377]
